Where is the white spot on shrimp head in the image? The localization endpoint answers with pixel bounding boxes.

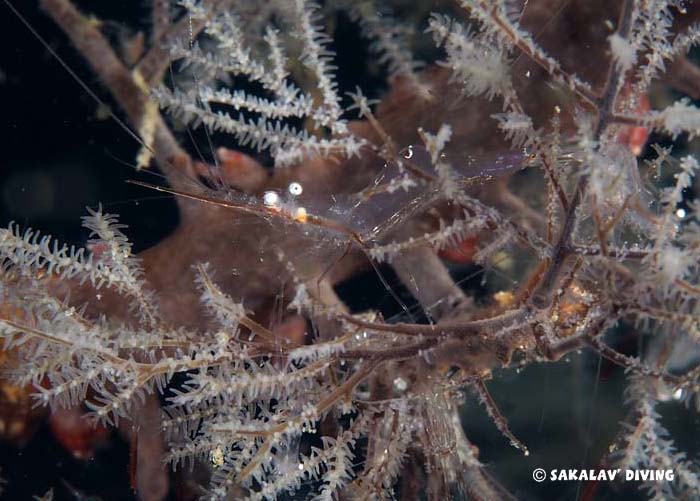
[263,191,280,207]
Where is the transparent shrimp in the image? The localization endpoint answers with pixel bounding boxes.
[132,147,526,250]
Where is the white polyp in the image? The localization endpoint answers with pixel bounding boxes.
[288,182,303,196]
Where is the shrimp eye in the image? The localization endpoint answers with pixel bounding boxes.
[288,182,303,196]
[263,191,280,207]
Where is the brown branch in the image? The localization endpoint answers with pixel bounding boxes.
[674,278,700,295]
[537,307,682,387]
[583,336,681,386]
[340,308,531,339]
[151,0,171,43]
[529,0,636,310]
[472,0,598,106]
[539,310,612,361]
[568,245,649,259]
[548,258,582,316]
[340,338,439,361]
[611,113,654,128]
[469,377,529,456]
[540,154,570,211]
[390,246,472,322]
[40,0,200,199]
